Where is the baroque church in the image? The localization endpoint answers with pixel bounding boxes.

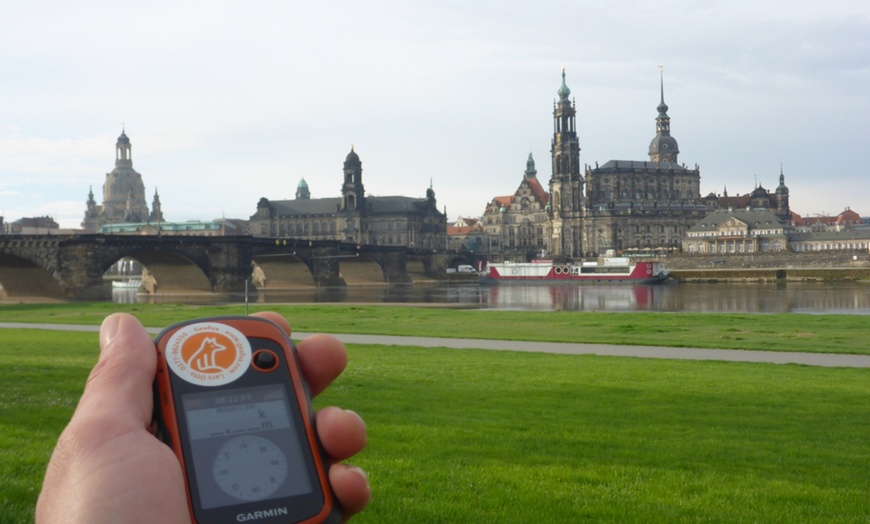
[82,130,163,231]
[485,69,708,259]
[551,69,707,257]
[249,147,447,249]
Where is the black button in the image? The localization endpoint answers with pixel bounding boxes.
[253,350,278,370]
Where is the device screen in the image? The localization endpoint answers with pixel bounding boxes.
[182,384,313,510]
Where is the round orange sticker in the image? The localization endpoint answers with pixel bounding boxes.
[164,322,252,386]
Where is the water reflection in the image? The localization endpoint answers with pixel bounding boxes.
[113,281,870,314]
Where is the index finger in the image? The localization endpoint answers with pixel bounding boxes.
[251,312,347,397]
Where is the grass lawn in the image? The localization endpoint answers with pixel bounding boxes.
[1,324,868,522]
[1,302,869,355]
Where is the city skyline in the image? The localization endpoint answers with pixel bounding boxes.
[1,0,868,229]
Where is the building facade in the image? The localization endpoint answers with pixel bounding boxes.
[682,208,791,254]
[250,147,447,249]
[447,217,486,252]
[788,230,870,252]
[547,70,707,257]
[482,153,551,257]
[82,130,164,231]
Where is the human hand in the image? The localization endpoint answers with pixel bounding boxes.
[36,312,370,523]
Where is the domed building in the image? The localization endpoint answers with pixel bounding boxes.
[82,129,162,230]
[577,69,707,255]
[250,147,447,249]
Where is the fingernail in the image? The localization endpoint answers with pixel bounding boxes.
[100,313,123,350]
[348,466,369,488]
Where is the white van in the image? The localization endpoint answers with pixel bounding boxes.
[457,265,476,273]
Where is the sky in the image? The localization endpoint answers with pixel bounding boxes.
[1,0,869,229]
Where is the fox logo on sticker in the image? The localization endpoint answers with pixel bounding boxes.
[165,322,252,386]
[187,336,229,373]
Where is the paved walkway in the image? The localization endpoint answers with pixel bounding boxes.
[2,322,869,368]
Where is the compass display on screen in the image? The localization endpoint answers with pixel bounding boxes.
[212,435,289,501]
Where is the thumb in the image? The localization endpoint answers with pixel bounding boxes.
[74,313,157,435]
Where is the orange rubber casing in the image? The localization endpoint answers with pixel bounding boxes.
[153,316,340,524]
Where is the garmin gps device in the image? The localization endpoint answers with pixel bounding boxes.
[153,316,340,523]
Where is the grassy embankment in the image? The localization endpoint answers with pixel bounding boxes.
[1,304,868,521]
[1,302,869,355]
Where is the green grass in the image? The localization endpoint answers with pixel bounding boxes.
[0,329,97,523]
[1,302,869,355]
[1,324,868,522]
[327,346,870,523]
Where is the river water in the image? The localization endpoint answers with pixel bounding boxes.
[113,281,870,315]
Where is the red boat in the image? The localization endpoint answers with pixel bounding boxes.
[480,258,669,285]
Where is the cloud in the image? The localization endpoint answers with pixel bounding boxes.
[1,0,869,229]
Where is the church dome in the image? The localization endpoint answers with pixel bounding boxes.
[297,177,309,189]
[345,146,360,165]
[648,134,679,157]
[557,68,571,100]
[117,130,130,145]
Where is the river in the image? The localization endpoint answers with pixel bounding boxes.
[112,281,870,315]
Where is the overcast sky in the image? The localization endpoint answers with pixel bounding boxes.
[2,0,868,229]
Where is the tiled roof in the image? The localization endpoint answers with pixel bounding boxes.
[525,176,549,207]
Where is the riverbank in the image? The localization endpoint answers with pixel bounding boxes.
[2,303,869,355]
[669,267,870,282]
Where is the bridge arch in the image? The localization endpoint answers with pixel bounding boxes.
[0,253,65,299]
[251,254,316,289]
[108,249,212,293]
[339,254,386,285]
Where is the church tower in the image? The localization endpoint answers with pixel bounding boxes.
[549,68,585,257]
[775,166,790,219]
[341,146,365,212]
[149,189,164,223]
[648,68,680,163]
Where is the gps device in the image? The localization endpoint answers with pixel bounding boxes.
[153,316,340,524]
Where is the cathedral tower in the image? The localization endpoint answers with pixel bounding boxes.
[648,67,680,163]
[548,68,585,257]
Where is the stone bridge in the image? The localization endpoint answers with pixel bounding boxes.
[0,235,457,300]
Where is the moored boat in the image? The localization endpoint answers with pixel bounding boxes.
[480,257,669,285]
[112,278,142,289]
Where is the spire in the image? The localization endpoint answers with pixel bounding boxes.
[648,65,679,163]
[557,67,571,101]
[524,152,537,178]
[426,177,435,201]
[657,64,668,115]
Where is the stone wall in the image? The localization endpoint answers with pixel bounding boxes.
[661,252,870,270]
